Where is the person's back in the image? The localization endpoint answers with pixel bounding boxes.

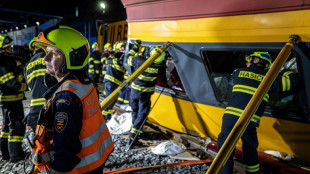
[88,42,101,85]
[218,52,300,174]
[127,47,166,146]
[102,43,126,120]
[24,44,48,131]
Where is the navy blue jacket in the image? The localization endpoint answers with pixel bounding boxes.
[43,74,83,172]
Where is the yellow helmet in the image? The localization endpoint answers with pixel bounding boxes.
[104,42,111,51]
[150,47,166,64]
[0,35,13,49]
[246,51,272,69]
[92,42,99,49]
[29,37,37,50]
[33,25,90,71]
[116,42,125,51]
[113,42,119,51]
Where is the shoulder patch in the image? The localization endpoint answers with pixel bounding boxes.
[56,99,70,106]
[54,112,68,133]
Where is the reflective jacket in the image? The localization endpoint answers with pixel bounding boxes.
[0,54,27,104]
[24,49,47,112]
[128,55,165,99]
[224,66,299,125]
[101,51,113,75]
[30,75,114,173]
[103,52,125,85]
[88,51,101,75]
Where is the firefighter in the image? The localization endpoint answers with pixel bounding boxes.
[101,43,113,80]
[24,37,48,132]
[29,26,114,173]
[127,46,166,146]
[217,52,300,174]
[88,42,101,86]
[102,42,126,120]
[0,35,27,162]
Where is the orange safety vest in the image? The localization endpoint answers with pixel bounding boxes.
[29,79,114,173]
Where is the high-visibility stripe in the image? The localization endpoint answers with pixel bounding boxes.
[138,74,157,81]
[111,65,126,73]
[8,135,24,142]
[124,100,129,104]
[80,122,108,148]
[144,67,158,74]
[131,83,155,92]
[0,93,24,101]
[118,97,124,102]
[19,83,27,92]
[130,127,141,134]
[95,70,100,74]
[282,71,293,91]
[102,110,109,116]
[27,69,46,83]
[89,57,94,61]
[224,106,260,123]
[129,50,136,55]
[104,74,122,85]
[0,132,9,138]
[0,72,15,84]
[94,60,101,64]
[89,65,94,68]
[246,164,260,172]
[233,84,269,102]
[102,70,107,75]
[127,56,133,66]
[31,98,46,106]
[74,132,113,169]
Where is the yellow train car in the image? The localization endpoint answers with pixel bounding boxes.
[121,0,310,169]
[97,20,128,52]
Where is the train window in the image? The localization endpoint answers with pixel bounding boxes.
[155,51,186,95]
[202,50,305,121]
[138,45,186,96]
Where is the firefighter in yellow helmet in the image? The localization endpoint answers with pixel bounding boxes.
[127,46,166,147]
[0,35,27,162]
[29,26,113,173]
[101,42,113,83]
[102,42,126,120]
[23,37,49,133]
[217,52,300,174]
[88,42,101,86]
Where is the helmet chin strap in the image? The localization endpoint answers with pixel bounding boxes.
[60,62,68,74]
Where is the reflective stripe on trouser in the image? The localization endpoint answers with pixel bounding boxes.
[246,164,260,173]
[0,100,25,159]
[130,97,151,131]
[218,115,259,174]
[103,82,118,120]
[30,98,46,106]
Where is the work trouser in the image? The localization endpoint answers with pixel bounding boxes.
[0,100,25,160]
[117,86,131,105]
[102,81,118,120]
[89,73,100,86]
[129,96,151,136]
[217,114,259,174]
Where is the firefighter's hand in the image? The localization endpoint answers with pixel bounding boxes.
[51,169,67,174]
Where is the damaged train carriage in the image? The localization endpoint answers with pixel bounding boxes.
[121,0,310,166]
